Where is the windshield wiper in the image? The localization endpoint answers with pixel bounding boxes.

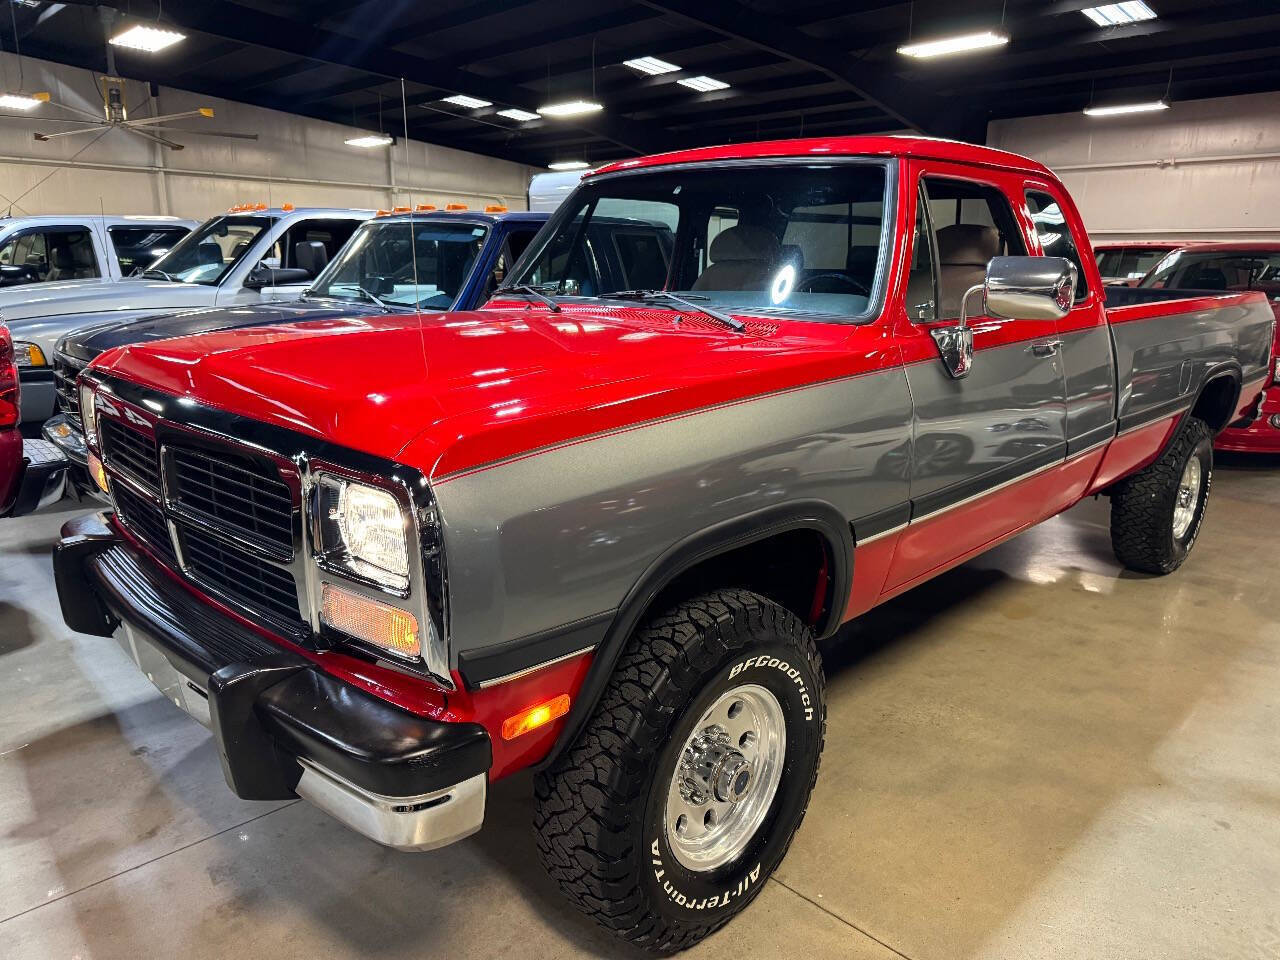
[345,286,389,311]
[140,268,179,282]
[602,289,746,333]
[495,283,562,313]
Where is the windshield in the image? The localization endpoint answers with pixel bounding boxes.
[506,161,891,321]
[1140,249,1280,294]
[144,215,272,285]
[309,219,490,309]
[1096,247,1171,281]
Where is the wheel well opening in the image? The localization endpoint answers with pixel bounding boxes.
[648,529,835,635]
[1192,374,1240,432]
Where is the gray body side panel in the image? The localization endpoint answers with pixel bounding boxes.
[903,330,1066,514]
[432,369,913,659]
[1109,299,1274,429]
[1058,325,1118,451]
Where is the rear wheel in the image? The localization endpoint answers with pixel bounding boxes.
[1110,415,1213,574]
[534,588,825,953]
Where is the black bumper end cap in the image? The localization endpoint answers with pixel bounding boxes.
[257,668,492,798]
[54,512,119,637]
[209,655,312,801]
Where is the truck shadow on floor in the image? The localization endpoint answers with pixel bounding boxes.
[0,601,39,655]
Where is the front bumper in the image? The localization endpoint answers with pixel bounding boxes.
[1216,385,1280,453]
[3,438,68,517]
[54,513,491,852]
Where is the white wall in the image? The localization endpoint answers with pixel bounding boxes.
[0,52,537,219]
[987,91,1280,242]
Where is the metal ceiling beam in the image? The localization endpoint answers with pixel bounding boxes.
[632,0,945,135]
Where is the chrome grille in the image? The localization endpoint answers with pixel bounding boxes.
[53,354,86,424]
[177,525,305,632]
[168,446,295,554]
[100,417,161,494]
[112,483,176,564]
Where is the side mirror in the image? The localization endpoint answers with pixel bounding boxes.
[245,264,311,291]
[931,256,1076,380]
[984,255,1076,321]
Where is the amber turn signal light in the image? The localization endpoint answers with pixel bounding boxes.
[501,694,570,741]
[321,583,420,659]
[88,453,108,494]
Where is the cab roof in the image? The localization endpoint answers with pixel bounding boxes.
[589,135,1055,179]
[376,209,547,225]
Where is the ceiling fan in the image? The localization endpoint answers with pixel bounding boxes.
[28,7,257,151]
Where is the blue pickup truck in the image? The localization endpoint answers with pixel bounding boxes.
[41,207,675,496]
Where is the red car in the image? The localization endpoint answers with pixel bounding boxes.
[1093,240,1188,286]
[1,322,67,517]
[0,325,19,512]
[1138,242,1280,453]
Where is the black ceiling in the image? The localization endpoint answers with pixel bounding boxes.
[7,0,1280,168]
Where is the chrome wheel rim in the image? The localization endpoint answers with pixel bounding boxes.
[665,683,786,872]
[1172,456,1202,540]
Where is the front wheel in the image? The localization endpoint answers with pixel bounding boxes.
[534,588,825,953]
[1110,415,1213,574]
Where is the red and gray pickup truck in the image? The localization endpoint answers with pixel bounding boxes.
[54,136,1274,952]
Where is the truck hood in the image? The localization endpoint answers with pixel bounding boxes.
[94,302,876,478]
[60,300,380,364]
[0,278,213,324]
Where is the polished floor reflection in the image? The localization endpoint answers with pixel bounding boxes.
[2,455,1278,959]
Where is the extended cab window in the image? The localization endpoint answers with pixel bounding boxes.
[921,177,1026,320]
[109,226,191,275]
[0,228,98,285]
[144,216,272,285]
[508,162,890,321]
[1025,190,1090,301]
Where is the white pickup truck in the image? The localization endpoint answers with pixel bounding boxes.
[0,214,195,292]
[6,206,371,425]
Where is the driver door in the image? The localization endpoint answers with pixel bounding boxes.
[884,162,1068,589]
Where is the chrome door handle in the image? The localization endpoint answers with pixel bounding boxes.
[1029,339,1063,358]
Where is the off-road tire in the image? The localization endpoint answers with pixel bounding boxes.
[1110,415,1213,574]
[534,588,826,953]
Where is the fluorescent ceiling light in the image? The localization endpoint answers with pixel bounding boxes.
[497,108,540,121]
[1083,100,1169,116]
[441,94,492,109]
[1082,2,1157,27]
[897,30,1009,59]
[345,134,394,147]
[537,100,604,118]
[109,24,185,52]
[0,92,48,110]
[548,160,590,171]
[677,75,730,92]
[623,56,680,76]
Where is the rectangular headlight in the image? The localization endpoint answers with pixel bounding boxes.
[79,382,98,447]
[315,475,411,593]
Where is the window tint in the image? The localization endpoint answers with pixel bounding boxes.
[148,216,272,284]
[922,177,1026,320]
[1141,250,1280,296]
[1025,190,1089,302]
[510,163,890,321]
[109,226,190,275]
[613,230,671,289]
[0,228,98,284]
[269,218,363,276]
[310,219,489,309]
[1095,247,1170,282]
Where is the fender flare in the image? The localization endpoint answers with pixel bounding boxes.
[539,499,852,769]
[1177,360,1243,438]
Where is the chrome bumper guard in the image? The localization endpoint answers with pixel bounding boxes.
[56,514,491,853]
